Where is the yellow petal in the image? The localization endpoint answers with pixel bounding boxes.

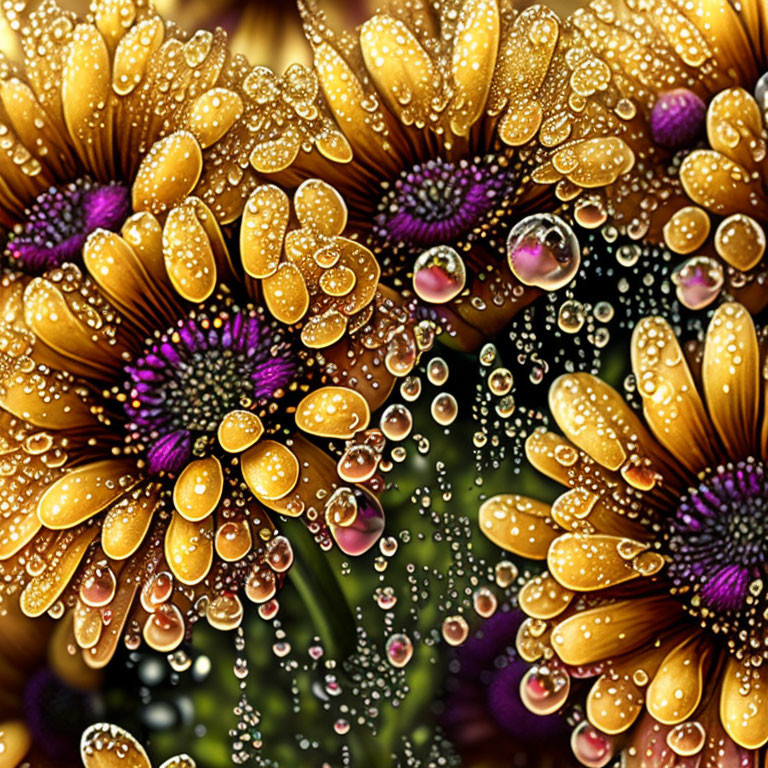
[62,24,110,148]
[547,533,662,591]
[132,131,203,217]
[631,315,720,472]
[20,527,97,617]
[240,185,289,279]
[478,494,559,559]
[359,14,437,126]
[263,263,310,324]
[187,87,243,149]
[449,0,499,136]
[551,597,678,666]
[81,723,151,768]
[164,511,213,586]
[37,460,138,530]
[218,411,264,453]
[0,720,31,768]
[112,16,164,95]
[720,659,768,749]
[518,572,574,619]
[680,149,756,218]
[587,675,644,735]
[101,485,158,560]
[173,457,223,522]
[293,179,347,236]
[295,386,370,438]
[300,310,348,349]
[662,206,711,255]
[702,303,759,458]
[241,440,299,501]
[162,199,217,302]
[647,635,710,725]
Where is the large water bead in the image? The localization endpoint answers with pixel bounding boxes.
[671,256,724,310]
[329,487,385,556]
[412,245,467,304]
[507,214,580,291]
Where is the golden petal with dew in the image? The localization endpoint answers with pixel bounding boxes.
[551,597,679,667]
[132,131,203,217]
[662,206,711,255]
[587,675,644,735]
[0,506,41,561]
[0,720,31,768]
[547,533,661,591]
[73,599,103,651]
[94,0,136,51]
[37,460,138,530]
[294,179,347,237]
[62,24,110,149]
[702,303,759,458]
[549,373,649,472]
[121,211,168,285]
[561,138,635,188]
[646,635,710,725]
[241,440,300,502]
[20,527,97,617]
[187,88,243,149]
[706,88,764,170]
[680,150,756,217]
[631,315,719,472]
[714,214,766,272]
[162,200,217,303]
[359,14,438,126]
[173,457,223,523]
[498,98,543,147]
[164,511,213,586]
[218,411,264,453]
[249,130,301,174]
[295,386,370,439]
[300,310,348,349]
[518,572,574,620]
[720,659,768,749]
[240,185,289,280]
[478,494,559,560]
[81,723,151,768]
[263,263,310,324]
[112,16,164,96]
[449,0,499,136]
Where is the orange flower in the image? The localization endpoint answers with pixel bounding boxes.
[574,0,768,312]
[247,0,635,347]
[481,303,768,764]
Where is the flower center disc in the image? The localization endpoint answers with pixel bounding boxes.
[124,304,297,476]
[7,176,130,272]
[376,156,507,249]
[667,459,768,658]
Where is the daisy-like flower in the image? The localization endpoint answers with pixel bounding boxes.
[480,302,768,765]
[81,723,194,768]
[0,0,305,279]
[247,0,636,347]
[573,0,768,312]
[0,196,386,667]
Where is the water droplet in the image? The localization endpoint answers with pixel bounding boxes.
[473,586,497,618]
[385,633,414,668]
[441,615,469,646]
[507,214,580,290]
[412,245,467,303]
[427,357,449,386]
[380,403,413,441]
[570,722,614,768]
[431,393,458,426]
[558,300,586,333]
[671,256,724,310]
[666,721,706,757]
[520,665,571,715]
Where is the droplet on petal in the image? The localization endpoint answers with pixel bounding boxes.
[671,256,724,310]
[329,487,385,555]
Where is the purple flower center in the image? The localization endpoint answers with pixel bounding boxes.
[375,156,507,249]
[650,88,706,150]
[668,459,768,614]
[6,177,130,273]
[123,305,297,476]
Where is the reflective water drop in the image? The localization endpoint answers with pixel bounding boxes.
[570,722,613,768]
[206,592,244,631]
[143,603,185,652]
[558,300,586,334]
[431,393,458,426]
[666,721,706,757]
[80,563,116,608]
[385,633,414,668]
[488,368,514,396]
[245,565,276,604]
[671,256,724,310]
[473,586,497,618]
[441,615,469,646]
[412,245,467,303]
[427,357,449,386]
[140,571,173,612]
[520,666,571,715]
[325,486,359,528]
[330,488,385,556]
[338,444,379,483]
[507,214,580,290]
[495,560,519,588]
[380,403,413,441]
[400,375,422,402]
